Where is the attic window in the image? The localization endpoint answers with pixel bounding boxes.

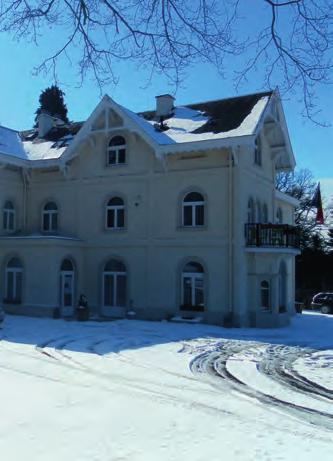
[107,136,126,166]
[254,136,262,166]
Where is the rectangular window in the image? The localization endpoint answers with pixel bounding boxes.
[195,205,204,226]
[195,278,204,306]
[107,209,115,228]
[183,277,192,306]
[116,275,126,306]
[183,206,193,226]
[118,149,126,164]
[7,271,14,300]
[108,150,117,165]
[104,274,114,306]
[117,209,125,228]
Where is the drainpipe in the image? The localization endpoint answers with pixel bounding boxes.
[21,168,28,231]
[228,148,234,320]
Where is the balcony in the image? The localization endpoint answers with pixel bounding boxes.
[245,223,300,249]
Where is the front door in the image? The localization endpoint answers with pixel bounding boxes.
[60,271,74,317]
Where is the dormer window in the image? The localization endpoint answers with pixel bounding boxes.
[254,136,262,166]
[107,136,126,166]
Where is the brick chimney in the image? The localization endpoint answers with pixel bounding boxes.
[155,94,175,118]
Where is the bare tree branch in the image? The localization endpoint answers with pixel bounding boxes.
[0,1,331,121]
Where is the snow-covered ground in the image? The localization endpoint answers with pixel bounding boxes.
[0,312,332,461]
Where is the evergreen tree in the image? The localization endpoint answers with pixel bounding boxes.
[34,85,69,125]
[328,228,333,252]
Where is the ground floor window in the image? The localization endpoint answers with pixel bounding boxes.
[260,280,270,311]
[181,262,204,311]
[103,260,127,307]
[5,257,23,303]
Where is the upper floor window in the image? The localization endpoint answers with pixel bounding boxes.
[254,136,262,166]
[107,136,126,166]
[256,200,262,223]
[3,201,15,232]
[42,202,58,232]
[276,207,283,224]
[5,257,23,303]
[182,192,205,227]
[247,198,255,223]
[106,197,125,229]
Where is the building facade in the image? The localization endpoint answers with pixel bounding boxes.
[0,90,300,327]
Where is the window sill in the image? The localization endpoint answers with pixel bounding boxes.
[106,163,127,168]
[3,299,22,305]
[180,304,205,312]
[105,227,127,232]
[177,225,207,231]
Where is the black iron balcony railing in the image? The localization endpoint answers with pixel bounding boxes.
[245,223,300,249]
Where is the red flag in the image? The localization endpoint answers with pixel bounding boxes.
[311,183,324,225]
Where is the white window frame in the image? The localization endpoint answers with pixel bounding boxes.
[5,264,23,302]
[182,194,205,227]
[3,201,15,232]
[181,272,204,308]
[42,203,58,233]
[102,269,127,307]
[107,137,126,166]
[106,198,125,229]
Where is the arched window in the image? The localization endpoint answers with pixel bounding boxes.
[181,262,204,311]
[247,198,255,223]
[254,136,262,166]
[262,203,268,224]
[106,197,125,229]
[260,280,270,311]
[60,259,75,309]
[3,201,15,232]
[103,259,127,307]
[107,136,126,165]
[5,257,23,303]
[276,207,283,224]
[42,202,58,232]
[182,192,205,227]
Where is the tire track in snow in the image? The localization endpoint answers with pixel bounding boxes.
[190,341,333,430]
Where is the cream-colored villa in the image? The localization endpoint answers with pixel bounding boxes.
[0,90,300,327]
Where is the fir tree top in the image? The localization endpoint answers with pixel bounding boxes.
[34,85,69,125]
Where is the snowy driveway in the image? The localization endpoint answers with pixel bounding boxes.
[0,312,332,461]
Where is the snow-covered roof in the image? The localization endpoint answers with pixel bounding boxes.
[135,92,272,145]
[0,125,27,159]
[0,91,275,167]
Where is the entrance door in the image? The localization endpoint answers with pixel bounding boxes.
[60,271,74,317]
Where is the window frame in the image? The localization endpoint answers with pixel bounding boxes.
[42,201,58,233]
[180,262,205,311]
[105,197,125,230]
[182,192,205,228]
[102,260,127,308]
[5,258,23,304]
[107,136,127,167]
[3,201,16,232]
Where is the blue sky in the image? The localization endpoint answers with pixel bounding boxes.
[0,9,332,202]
